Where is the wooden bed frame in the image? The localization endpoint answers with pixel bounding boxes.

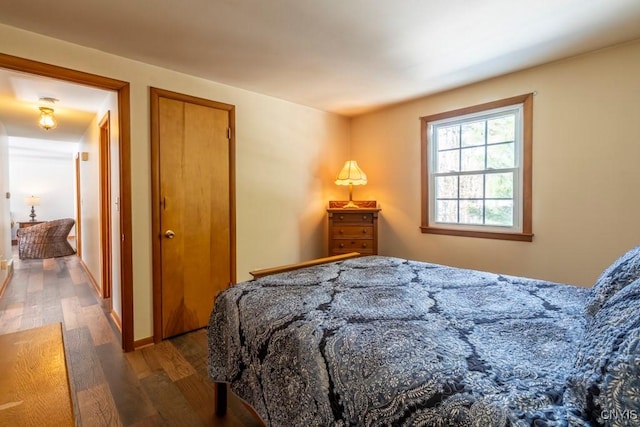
[215,252,361,417]
[248,252,361,279]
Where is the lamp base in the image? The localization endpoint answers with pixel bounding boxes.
[29,206,37,222]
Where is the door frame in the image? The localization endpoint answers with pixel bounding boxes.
[0,53,135,352]
[99,112,112,300]
[149,87,236,343]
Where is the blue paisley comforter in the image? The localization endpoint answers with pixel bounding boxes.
[208,250,640,426]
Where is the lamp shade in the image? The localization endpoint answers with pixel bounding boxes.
[25,196,40,206]
[334,160,367,186]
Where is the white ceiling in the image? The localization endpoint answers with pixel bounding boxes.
[0,68,112,143]
[0,0,639,142]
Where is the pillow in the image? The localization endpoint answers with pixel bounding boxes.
[584,245,640,319]
[565,278,640,425]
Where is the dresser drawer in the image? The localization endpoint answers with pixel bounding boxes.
[327,206,380,257]
[331,212,374,224]
[331,239,374,254]
[332,225,373,239]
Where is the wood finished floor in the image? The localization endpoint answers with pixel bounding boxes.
[0,251,263,427]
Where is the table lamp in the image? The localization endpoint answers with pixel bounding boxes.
[25,195,40,221]
[334,160,367,209]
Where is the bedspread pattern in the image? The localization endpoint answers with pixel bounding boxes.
[208,256,590,426]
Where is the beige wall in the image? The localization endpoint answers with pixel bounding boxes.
[0,24,350,341]
[78,115,101,296]
[0,121,11,284]
[102,93,123,325]
[77,94,123,325]
[351,39,640,287]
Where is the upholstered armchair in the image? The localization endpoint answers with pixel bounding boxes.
[17,218,76,260]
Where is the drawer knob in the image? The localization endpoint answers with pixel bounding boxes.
[339,229,344,234]
[339,215,344,220]
[362,215,368,220]
[339,243,345,248]
[362,242,368,248]
[362,229,367,234]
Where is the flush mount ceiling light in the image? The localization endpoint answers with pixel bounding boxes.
[38,97,59,131]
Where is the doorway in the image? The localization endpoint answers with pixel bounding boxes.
[150,87,236,340]
[0,53,134,351]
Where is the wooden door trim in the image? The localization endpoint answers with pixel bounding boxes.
[0,53,135,352]
[150,87,236,343]
[99,112,112,300]
[74,154,82,258]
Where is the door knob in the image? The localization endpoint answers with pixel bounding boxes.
[164,230,175,239]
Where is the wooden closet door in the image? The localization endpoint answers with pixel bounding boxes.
[156,94,232,339]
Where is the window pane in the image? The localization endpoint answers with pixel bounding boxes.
[435,176,458,198]
[437,126,460,150]
[459,200,483,224]
[460,146,484,171]
[459,174,483,199]
[487,114,515,144]
[437,149,459,173]
[461,121,485,147]
[485,200,513,226]
[486,173,513,199]
[487,143,515,169]
[436,200,458,223]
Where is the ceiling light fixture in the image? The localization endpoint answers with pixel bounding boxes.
[38,97,59,131]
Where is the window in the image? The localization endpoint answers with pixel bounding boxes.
[420,94,533,241]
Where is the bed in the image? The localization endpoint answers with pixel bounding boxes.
[208,246,640,426]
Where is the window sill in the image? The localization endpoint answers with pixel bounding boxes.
[420,226,533,242]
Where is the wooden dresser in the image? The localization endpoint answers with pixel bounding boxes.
[18,221,45,229]
[17,221,45,234]
[327,202,381,256]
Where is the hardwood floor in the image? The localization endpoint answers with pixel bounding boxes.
[0,252,263,426]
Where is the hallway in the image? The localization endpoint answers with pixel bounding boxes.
[0,253,260,426]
